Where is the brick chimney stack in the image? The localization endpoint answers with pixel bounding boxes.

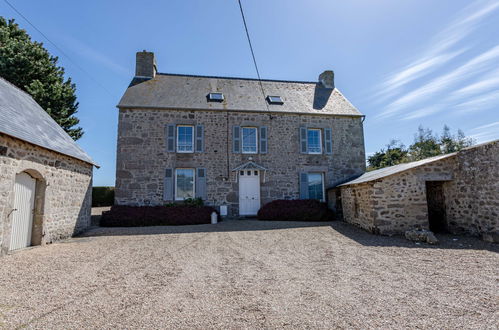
[319,70,334,89]
[135,50,157,79]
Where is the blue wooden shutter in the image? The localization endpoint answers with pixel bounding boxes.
[195,125,204,152]
[299,172,309,199]
[195,168,207,200]
[260,126,268,154]
[233,126,241,153]
[164,168,174,201]
[166,124,176,152]
[300,126,308,154]
[324,128,332,154]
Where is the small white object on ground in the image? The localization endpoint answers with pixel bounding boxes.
[211,211,218,224]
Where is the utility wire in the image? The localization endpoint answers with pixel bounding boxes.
[237,0,270,111]
[3,0,116,97]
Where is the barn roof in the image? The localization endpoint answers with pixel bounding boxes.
[0,77,97,166]
[339,153,457,186]
[117,73,363,117]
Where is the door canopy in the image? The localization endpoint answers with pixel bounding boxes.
[232,161,268,182]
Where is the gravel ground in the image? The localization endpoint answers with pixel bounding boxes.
[0,220,498,329]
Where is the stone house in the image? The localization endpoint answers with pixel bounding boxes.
[0,77,97,254]
[335,140,498,237]
[115,51,366,217]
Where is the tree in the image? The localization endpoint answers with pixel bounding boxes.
[0,17,82,140]
[440,125,473,154]
[368,125,475,171]
[407,126,442,161]
[367,140,408,170]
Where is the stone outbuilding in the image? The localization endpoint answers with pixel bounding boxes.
[0,77,97,254]
[333,140,498,237]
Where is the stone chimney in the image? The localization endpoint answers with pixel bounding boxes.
[319,70,334,89]
[135,50,157,79]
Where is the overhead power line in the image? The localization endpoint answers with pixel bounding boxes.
[237,0,269,111]
[3,0,116,97]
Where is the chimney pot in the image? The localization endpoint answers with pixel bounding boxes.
[135,51,157,79]
[319,70,334,89]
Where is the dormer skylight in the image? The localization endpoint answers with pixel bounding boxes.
[207,92,224,102]
[267,95,284,105]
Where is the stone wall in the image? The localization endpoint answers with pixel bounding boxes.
[341,183,376,232]
[444,141,499,234]
[0,133,93,254]
[115,108,365,216]
[340,140,498,236]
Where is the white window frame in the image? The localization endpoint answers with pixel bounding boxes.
[241,126,258,154]
[175,168,195,201]
[176,125,194,153]
[307,172,325,202]
[307,128,322,154]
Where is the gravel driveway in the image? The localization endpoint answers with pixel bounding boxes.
[0,220,498,329]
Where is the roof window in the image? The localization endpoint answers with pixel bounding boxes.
[267,95,284,105]
[207,92,224,102]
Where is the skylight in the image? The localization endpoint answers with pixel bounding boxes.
[207,92,224,102]
[267,95,284,105]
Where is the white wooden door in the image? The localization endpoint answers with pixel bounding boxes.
[239,170,261,216]
[10,172,36,251]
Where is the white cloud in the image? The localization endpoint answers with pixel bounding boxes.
[450,68,499,98]
[455,91,499,113]
[61,35,130,77]
[377,45,499,119]
[468,121,499,143]
[374,0,499,118]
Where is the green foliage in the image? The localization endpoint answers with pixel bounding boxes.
[92,186,115,207]
[0,17,82,140]
[164,197,204,208]
[368,125,475,170]
[367,140,408,170]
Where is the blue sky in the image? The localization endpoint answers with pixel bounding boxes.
[1,0,498,186]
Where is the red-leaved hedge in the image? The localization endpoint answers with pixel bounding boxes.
[100,205,217,227]
[257,199,334,221]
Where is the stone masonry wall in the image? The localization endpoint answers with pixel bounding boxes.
[115,108,366,216]
[340,140,498,236]
[0,133,93,254]
[341,183,376,232]
[444,141,499,234]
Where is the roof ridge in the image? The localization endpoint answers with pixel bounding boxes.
[156,72,318,84]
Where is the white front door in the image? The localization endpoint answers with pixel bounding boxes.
[10,172,36,251]
[239,170,261,216]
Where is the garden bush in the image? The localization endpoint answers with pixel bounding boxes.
[92,186,114,207]
[257,199,334,221]
[100,205,217,227]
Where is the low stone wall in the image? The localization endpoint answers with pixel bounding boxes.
[0,133,93,254]
[339,140,498,236]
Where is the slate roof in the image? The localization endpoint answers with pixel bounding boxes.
[339,153,457,186]
[0,77,97,166]
[118,73,363,116]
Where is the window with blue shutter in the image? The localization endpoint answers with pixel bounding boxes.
[233,126,241,153]
[164,168,174,201]
[166,124,176,152]
[195,125,204,152]
[299,126,307,154]
[195,168,207,200]
[324,128,333,154]
[299,172,309,199]
[260,126,268,154]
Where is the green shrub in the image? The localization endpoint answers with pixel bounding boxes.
[100,205,217,227]
[92,186,115,207]
[257,199,334,221]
